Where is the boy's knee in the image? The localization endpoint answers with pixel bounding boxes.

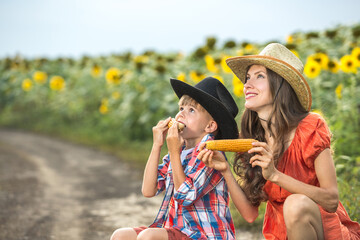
[137,228,167,240]
[110,229,120,240]
[137,229,153,240]
[110,228,137,240]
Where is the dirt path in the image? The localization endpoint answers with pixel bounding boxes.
[0,129,263,240]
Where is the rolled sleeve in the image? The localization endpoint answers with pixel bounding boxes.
[156,154,170,195]
[302,114,331,168]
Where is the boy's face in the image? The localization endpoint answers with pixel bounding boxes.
[175,98,214,142]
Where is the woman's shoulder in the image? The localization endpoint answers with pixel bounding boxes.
[297,112,328,130]
[296,112,331,145]
[302,112,326,123]
[291,112,331,167]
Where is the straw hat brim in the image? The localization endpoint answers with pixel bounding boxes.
[226,55,312,111]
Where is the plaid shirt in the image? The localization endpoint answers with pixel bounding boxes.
[150,134,235,240]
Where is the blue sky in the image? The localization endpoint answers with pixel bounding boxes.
[1,0,359,59]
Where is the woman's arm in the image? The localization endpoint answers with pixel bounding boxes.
[250,142,339,212]
[221,167,259,222]
[198,144,259,222]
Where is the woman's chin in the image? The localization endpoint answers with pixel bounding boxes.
[245,103,256,111]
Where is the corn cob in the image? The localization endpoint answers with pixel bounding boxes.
[168,118,185,131]
[205,139,257,152]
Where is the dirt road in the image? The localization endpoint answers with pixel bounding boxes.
[0,129,263,240]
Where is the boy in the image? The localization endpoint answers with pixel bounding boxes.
[110,77,239,240]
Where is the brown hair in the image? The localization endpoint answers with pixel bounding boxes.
[179,95,205,112]
[233,66,308,206]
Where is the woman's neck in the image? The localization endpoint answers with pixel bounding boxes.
[257,108,272,124]
[258,113,274,140]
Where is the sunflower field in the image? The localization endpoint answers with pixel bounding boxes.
[0,23,359,225]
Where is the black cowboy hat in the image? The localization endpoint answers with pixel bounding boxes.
[170,77,239,139]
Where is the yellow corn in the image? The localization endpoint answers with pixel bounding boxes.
[205,139,257,152]
[168,118,185,131]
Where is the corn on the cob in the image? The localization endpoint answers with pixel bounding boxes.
[205,139,257,152]
[168,118,185,131]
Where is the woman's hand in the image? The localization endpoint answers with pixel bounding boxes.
[248,141,279,181]
[152,117,171,147]
[198,143,229,173]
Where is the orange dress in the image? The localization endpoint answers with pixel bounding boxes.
[262,113,360,240]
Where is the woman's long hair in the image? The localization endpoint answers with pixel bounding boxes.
[233,67,308,207]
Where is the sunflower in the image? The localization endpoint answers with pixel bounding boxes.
[327,59,340,73]
[304,60,321,78]
[233,83,244,97]
[22,78,33,91]
[190,71,205,83]
[232,75,241,85]
[176,72,186,82]
[244,43,253,51]
[205,55,219,73]
[33,71,48,84]
[340,55,357,73]
[99,104,109,114]
[335,84,343,99]
[221,56,232,73]
[49,76,65,91]
[134,55,149,63]
[106,67,122,85]
[91,64,102,77]
[308,53,329,70]
[233,76,244,97]
[236,49,244,56]
[286,35,294,44]
[291,50,300,58]
[212,75,224,84]
[351,47,360,67]
[243,43,258,54]
[133,55,149,71]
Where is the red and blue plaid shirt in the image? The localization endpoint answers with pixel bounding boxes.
[150,134,235,240]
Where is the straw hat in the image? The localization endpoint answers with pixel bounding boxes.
[226,43,312,111]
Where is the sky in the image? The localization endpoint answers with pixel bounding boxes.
[1,0,360,59]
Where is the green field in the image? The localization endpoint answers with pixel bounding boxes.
[1,23,359,227]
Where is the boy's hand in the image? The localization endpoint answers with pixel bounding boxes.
[152,117,172,147]
[166,121,183,155]
[198,143,229,173]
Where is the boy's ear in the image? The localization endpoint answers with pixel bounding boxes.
[205,120,218,133]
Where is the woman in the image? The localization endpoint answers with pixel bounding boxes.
[198,43,360,240]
